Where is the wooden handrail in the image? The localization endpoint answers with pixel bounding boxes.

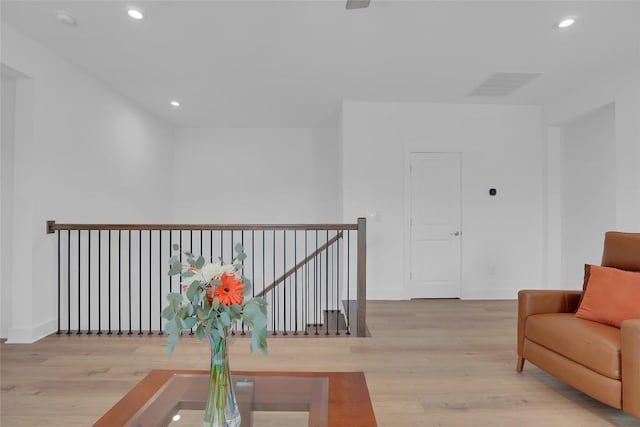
[46,220,357,234]
[255,231,344,298]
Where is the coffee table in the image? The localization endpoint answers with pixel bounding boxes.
[93,370,376,427]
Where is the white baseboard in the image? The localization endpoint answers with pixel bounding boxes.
[461,288,518,300]
[6,318,57,343]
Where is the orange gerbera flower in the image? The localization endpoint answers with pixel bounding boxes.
[207,273,244,306]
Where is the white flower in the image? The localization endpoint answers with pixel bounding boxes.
[202,263,224,281]
[182,273,202,287]
[222,263,236,274]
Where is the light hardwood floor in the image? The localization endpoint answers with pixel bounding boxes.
[1,300,638,426]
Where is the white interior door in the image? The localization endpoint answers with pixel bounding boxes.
[408,152,461,298]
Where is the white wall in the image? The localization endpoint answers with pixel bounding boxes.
[544,60,640,289]
[342,102,544,300]
[1,72,17,338]
[172,128,341,224]
[561,104,616,287]
[0,25,175,342]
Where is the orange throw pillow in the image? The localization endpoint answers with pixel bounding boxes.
[575,264,640,328]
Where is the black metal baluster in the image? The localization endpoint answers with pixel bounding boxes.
[325,230,329,335]
[272,230,276,335]
[210,230,213,262]
[230,230,234,259]
[336,232,340,335]
[262,231,265,296]
[241,230,247,336]
[294,230,298,335]
[67,230,71,335]
[57,231,61,334]
[169,230,173,302]
[231,230,235,335]
[108,231,112,335]
[188,230,193,335]
[77,230,81,335]
[98,231,102,335]
[149,230,153,335]
[304,231,308,335]
[118,230,122,335]
[220,230,223,262]
[283,230,287,335]
[251,231,255,298]
[179,228,183,327]
[87,231,92,335]
[346,231,351,335]
[159,230,163,335]
[315,230,318,335]
[139,231,143,335]
[128,230,132,335]
[169,230,173,292]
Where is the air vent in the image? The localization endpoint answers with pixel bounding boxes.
[346,0,370,9]
[469,72,541,97]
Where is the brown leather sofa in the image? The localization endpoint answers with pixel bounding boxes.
[517,231,640,418]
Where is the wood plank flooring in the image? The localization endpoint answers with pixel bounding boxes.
[1,300,638,426]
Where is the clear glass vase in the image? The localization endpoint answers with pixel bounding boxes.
[203,329,241,427]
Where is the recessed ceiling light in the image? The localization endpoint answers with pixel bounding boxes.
[557,16,576,29]
[55,10,77,26]
[172,414,181,422]
[127,8,144,20]
[170,100,181,107]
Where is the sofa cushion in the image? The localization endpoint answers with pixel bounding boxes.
[525,313,621,380]
[575,264,640,328]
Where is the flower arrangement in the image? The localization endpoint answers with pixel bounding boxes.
[161,243,268,354]
[161,243,268,427]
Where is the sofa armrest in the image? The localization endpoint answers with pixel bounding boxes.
[517,290,583,357]
[622,319,640,418]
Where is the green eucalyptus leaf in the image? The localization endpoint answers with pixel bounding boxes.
[219,311,231,327]
[195,324,205,340]
[243,302,260,318]
[182,271,196,278]
[162,305,175,321]
[242,278,252,296]
[251,324,268,354]
[172,244,180,251]
[197,307,208,320]
[182,317,197,329]
[167,292,182,304]
[206,318,214,336]
[196,256,205,269]
[217,323,227,338]
[230,304,242,315]
[177,306,188,319]
[165,320,177,333]
[186,284,200,304]
[168,261,182,276]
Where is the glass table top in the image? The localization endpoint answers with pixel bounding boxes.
[125,373,329,427]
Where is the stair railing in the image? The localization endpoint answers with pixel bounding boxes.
[46,218,367,337]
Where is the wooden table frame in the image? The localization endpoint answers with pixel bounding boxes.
[93,370,377,427]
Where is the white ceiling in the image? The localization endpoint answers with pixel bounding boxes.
[2,1,640,128]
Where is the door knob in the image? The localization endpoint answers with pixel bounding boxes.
[450,231,461,236]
